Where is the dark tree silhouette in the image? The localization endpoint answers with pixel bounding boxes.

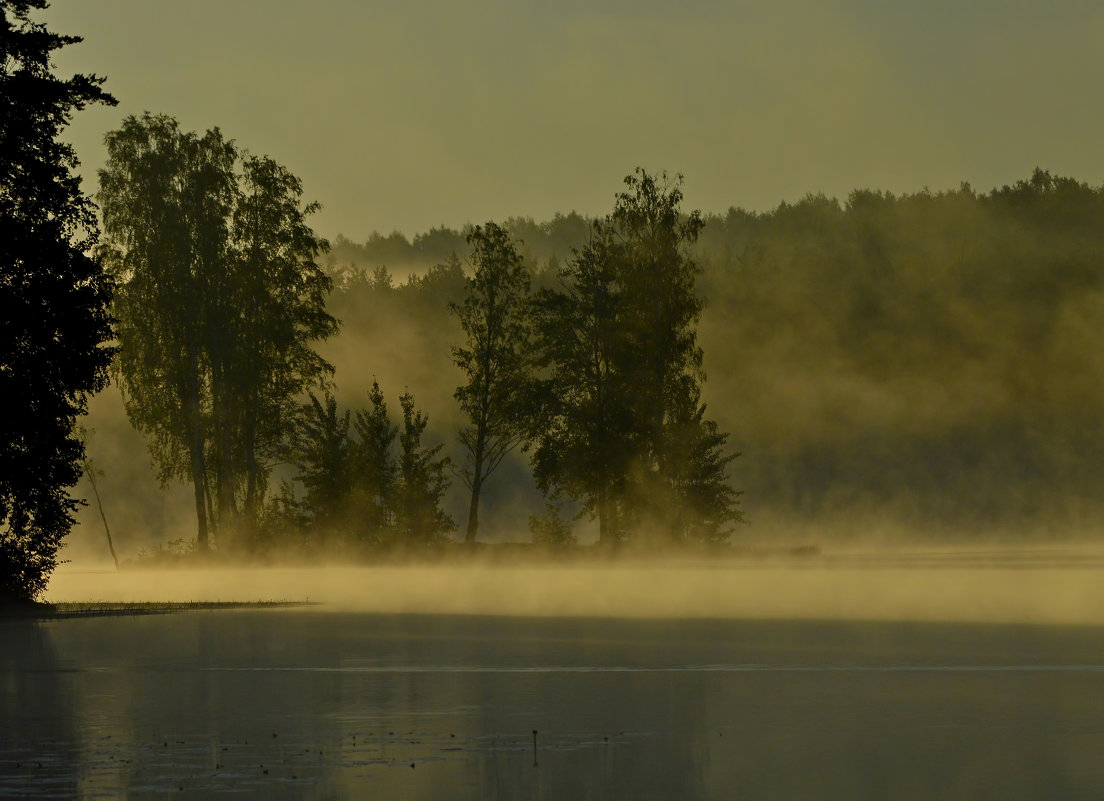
[450,222,533,543]
[351,380,398,540]
[98,114,336,551]
[609,170,741,542]
[295,391,353,541]
[394,391,454,545]
[531,231,636,546]
[216,154,336,544]
[282,384,451,549]
[532,170,741,545]
[98,115,236,552]
[1,1,116,601]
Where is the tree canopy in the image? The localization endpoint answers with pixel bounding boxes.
[531,170,742,546]
[98,113,337,551]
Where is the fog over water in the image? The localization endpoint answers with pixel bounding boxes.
[45,548,1104,626]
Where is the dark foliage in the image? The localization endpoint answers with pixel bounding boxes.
[531,170,742,545]
[697,170,1104,531]
[394,390,454,544]
[295,392,354,538]
[283,386,453,548]
[451,222,533,543]
[350,380,399,540]
[0,1,115,600]
[98,114,337,551]
[326,213,592,282]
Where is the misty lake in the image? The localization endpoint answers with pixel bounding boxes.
[4,605,1104,800]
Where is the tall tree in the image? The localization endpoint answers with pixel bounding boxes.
[98,114,336,551]
[610,170,741,540]
[0,1,116,601]
[217,154,336,540]
[98,114,236,551]
[531,231,636,546]
[532,170,741,545]
[450,222,533,543]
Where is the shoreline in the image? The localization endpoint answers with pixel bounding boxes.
[0,600,312,620]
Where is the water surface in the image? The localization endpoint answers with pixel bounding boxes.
[4,610,1104,799]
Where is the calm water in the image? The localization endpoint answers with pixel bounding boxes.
[3,611,1104,799]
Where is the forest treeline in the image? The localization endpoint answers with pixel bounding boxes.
[704,172,1104,533]
[325,169,1104,539]
[86,156,1104,559]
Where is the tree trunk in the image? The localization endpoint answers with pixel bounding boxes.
[464,425,486,544]
[464,472,482,544]
[204,478,216,538]
[241,387,262,551]
[243,449,260,550]
[243,422,259,519]
[189,411,209,552]
[597,485,612,550]
[211,362,239,547]
[216,428,238,546]
[85,464,119,569]
[186,360,209,552]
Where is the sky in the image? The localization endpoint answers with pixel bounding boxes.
[47,0,1104,240]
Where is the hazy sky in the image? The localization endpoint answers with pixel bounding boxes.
[47,0,1104,239]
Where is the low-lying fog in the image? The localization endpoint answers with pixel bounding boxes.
[45,547,1104,626]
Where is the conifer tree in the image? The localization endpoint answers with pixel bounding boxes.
[351,380,398,540]
[1,0,116,600]
[394,392,454,545]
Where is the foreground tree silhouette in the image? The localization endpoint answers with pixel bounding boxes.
[610,170,741,542]
[450,223,533,543]
[98,114,336,551]
[215,154,336,542]
[0,1,115,601]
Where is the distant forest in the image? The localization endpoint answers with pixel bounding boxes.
[319,168,1104,541]
[78,165,1104,558]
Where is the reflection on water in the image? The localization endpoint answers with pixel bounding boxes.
[3,612,1104,799]
[0,623,78,799]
